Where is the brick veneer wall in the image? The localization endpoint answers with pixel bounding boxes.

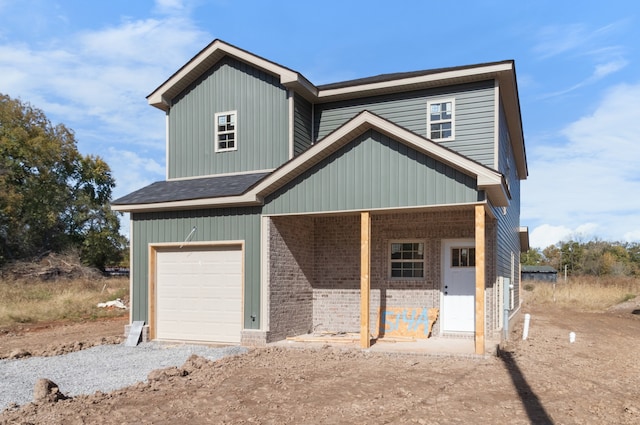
[267,208,499,342]
[267,216,314,342]
[312,216,361,331]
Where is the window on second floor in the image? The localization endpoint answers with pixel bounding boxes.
[215,111,237,152]
[427,99,455,141]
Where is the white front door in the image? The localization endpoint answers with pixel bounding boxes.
[442,240,475,334]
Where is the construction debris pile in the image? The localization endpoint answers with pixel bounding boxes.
[1,252,103,281]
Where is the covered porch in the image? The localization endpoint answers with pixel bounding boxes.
[263,204,497,355]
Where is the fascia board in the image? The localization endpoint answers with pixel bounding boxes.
[147,40,301,110]
[111,193,262,213]
[519,226,530,252]
[316,63,514,101]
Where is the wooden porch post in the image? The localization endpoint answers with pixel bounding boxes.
[360,211,371,348]
[475,205,486,355]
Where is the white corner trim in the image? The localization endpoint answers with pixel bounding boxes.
[260,216,269,333]
[493,80,501,170]
[165,112,169,181]
[288,89,295,159]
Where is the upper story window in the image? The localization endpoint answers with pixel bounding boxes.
[390,241,425,279]
[427,99,455,141]
[215,111,237,152]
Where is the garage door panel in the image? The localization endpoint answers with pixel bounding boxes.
[155,246,242,343]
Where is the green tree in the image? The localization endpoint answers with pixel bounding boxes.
[521,248,543,266]
[560,240,583,275]
[542,244,562,271]
[0,93,126,268]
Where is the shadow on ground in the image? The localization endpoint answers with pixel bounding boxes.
[498,346,554,425]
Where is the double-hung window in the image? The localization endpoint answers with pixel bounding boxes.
[390,241,425,279]
[427,99,454,141]
[215,111,237,152]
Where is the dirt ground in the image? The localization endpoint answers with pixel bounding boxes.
[1,300,639,425]
[0,315,127,359]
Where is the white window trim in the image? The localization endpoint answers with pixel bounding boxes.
[426,98,455,141]
[214,110,238,153]
[388,240,426,280]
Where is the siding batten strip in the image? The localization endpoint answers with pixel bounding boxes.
[475,204,486,354]
[360,211,371,348]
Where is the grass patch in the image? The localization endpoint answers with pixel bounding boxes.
[0,276,129,328]
[522,275,640,311]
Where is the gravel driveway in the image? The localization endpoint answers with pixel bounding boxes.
[0,342,247,411]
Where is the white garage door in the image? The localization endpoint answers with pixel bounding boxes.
[155,245,242,343]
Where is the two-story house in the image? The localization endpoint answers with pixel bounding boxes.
[112,39,529,354]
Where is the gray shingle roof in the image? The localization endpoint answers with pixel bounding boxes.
[316,60,513,91]
[521,265,558,273]
[112,172,269,206]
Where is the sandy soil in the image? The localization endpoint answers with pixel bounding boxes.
[1,301,639,424]
[0,315,127,359]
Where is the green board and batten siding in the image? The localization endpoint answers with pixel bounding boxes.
[315,80,496,168]
[263,129,480,215]
[293,93,313,155]
[130,208,262,328]
[168,56,289,178]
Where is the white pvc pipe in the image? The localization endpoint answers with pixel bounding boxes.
[522,313,531,340]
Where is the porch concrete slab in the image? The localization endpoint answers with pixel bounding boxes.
[367,337,476,356]
[271,335,496,358]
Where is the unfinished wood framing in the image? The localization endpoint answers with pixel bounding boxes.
[360,211,371,348]
[474,204,486,355]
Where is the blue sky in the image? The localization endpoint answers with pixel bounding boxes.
[1,0,639,249]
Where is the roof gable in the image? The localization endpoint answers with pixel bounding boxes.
[262,128,480,214]
[146,39,527,179]
[147,39,316,111]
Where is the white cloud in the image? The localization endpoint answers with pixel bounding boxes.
[529,224,571,249]
[623,229,640,243]
[533,20,629,60]
[154,0,188,14]
[0,5,211,201]
[523,82,640,246]
[529,223,599,249]
[0,3,213,240]
[533,23,588,59]
[538,59,628,99]
[107,148,165,199]
[533,20,629,99]
[592,60,627,79]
